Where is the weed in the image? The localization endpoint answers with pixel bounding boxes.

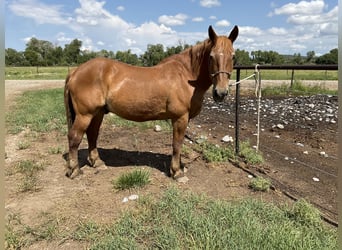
[287,198,322,227]
[17,141,30,150]
[198,142,235,162]
[249,176,271,192]
[239,141,264,164]
[112,169,150,190]
[16,160,45,192]
[48,146,63,154]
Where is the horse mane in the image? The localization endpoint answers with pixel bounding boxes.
[159,39,212,81]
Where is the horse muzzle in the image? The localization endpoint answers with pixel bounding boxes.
[212,87,228,102]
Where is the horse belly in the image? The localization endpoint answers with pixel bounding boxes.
[107,88,169,122]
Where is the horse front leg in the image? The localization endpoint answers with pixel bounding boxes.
[170,114,189,179]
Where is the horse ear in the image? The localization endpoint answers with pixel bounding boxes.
[208,25,217,43]
[228,25,239,43]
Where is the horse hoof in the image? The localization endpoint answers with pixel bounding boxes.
[172,170,184,180]
[65,168,83,179]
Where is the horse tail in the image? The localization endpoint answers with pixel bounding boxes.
[64,73,75,131]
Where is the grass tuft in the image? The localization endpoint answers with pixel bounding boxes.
[112,169,150,190]
[249,176,272,192]
[15,160,45,192]
[239,141,264,164]
[287,198,322,227]
[197,142,235,163]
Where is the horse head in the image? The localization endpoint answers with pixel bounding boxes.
[208,25,239,102]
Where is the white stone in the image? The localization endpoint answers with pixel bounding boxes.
[276,124,284,129]
[313,177,320,182]
[154,125,162,132]
[221,135,233,143]
[128,194,139,201]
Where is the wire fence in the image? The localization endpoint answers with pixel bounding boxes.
[230,64,338,225]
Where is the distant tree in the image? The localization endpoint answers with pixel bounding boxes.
[51,46,64,65]
[63,39,82,65]
[292,53,304,65]
[234,49,251,65]
[24,38,55,66]
[141,44,166,66]
[315,48,338,64]
[115,50,140,65]
[306,51,315,63]
[78,50,97,64]
[250,50,283,65]
[5,48,25,66]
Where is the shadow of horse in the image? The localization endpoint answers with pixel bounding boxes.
[64,148,171,174]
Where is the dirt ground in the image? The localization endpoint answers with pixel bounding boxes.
[4,80,338,248]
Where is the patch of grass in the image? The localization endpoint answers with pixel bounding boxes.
[5,188,337,249]
[17,140,30,150]
[6,88,66,134]
[237,69,338,81]
[74,187,337,249]
[48,146,64,154]
[287,198,322,227]
[249,176,272,192]
[112,169,150,190]
[5,66,72,80]
[262,80,337,96]
[15,160,45,192]
[5,212,64,249]
[239,141,264,164]
[197,142,235,163]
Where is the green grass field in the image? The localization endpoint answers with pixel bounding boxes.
[6,187,337,249]
[5,66,75,80]
[5,66,338,80]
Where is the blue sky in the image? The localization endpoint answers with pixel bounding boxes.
[5,0,338,56]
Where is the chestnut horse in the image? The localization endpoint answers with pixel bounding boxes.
[64,25,238,179]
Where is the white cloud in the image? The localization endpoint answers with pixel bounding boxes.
[192,17,204,22]
[158,13,188,26]
[215,19,230,27]
[272,0,325,15]
[8,0,68,25]
[23,35,36,44]
[200,0,221,8]
[56,32,72,44]
[209,15,217,20]
[116,5,125,11]
[268,27,287,35]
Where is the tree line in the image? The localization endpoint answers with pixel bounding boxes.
[5,37,338,67]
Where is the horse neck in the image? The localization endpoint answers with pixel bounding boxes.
[186,40,213,90]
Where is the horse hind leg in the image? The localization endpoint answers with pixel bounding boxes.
[86,111,106,170]
[66,115,92,178]
[170,114,189,179]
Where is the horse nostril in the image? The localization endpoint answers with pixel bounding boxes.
[213,88,227,102]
